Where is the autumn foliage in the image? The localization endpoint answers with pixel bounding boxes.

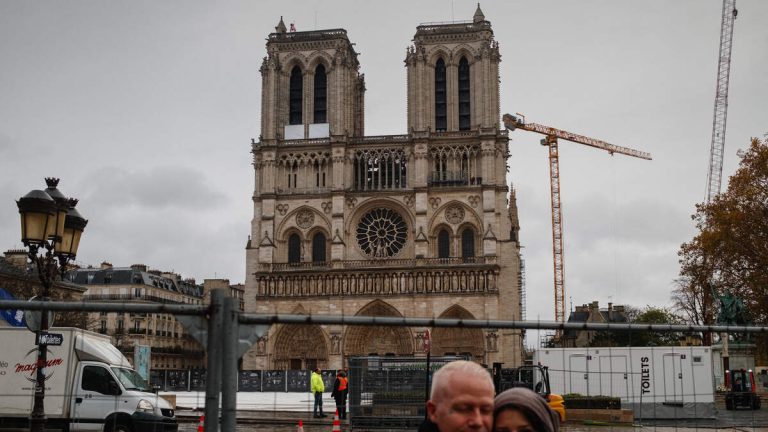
[674,136,768,327]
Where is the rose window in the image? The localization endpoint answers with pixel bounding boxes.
[356,208,408,258]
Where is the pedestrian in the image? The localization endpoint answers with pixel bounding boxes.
[419,360,495,432]
[331,370,348,419]
[311,368,326,418]
[492,387,560,432]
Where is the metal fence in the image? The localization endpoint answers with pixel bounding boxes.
[2,292,768,431]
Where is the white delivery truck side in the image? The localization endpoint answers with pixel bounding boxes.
[0,327,177,431]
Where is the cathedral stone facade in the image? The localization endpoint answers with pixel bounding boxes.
[244,6,524,370]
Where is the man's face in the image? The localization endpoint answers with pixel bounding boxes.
[427,373,494,432]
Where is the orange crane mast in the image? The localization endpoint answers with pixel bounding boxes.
[503,113,652,324]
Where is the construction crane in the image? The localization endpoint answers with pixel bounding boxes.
[503,113,652,324]
[704,0,738,347]
[706,0,738,204]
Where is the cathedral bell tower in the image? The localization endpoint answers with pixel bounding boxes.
[406,4,500,133]
[259,17,365,142]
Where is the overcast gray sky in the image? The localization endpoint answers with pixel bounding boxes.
[1,1,766,331]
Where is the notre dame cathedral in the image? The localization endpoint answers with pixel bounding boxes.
[243,5,524,370]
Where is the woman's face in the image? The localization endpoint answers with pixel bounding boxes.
[494,408,534,432]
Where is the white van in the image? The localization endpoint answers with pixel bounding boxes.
[0,327,177,431]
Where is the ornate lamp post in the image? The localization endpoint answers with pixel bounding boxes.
[16,178,87,432]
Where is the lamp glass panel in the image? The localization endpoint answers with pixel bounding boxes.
[47,209,67,244]
[59,227,74,257]
[21,212,49,243]
[70,230,82,257]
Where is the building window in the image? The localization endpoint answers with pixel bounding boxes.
[288,233,301,264]
[438,229,451,258]
[289,66,303,125]
[458,56,471,130]
[353,148,408,191]
[287,161,298,189]
[356,208,408,258]
[461,228,476,260]
[314,160,326,187]
[435,58,447,131]
[312,232,326,263]
[314,64,327,123]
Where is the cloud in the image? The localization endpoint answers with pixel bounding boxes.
[76,165,227,212]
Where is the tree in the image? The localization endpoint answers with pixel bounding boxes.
[675,137,768,326]
[589,305,681,347]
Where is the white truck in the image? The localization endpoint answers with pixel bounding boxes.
[0,327,177,431]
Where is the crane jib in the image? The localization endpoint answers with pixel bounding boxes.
[519,122,652,160]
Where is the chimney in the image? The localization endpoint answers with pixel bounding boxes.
[131,264,147,272]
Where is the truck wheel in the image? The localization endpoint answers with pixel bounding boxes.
[107,422,132,432]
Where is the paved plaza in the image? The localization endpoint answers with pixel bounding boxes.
[168,391,768,431]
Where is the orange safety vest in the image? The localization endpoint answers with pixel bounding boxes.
[338,376,348,391]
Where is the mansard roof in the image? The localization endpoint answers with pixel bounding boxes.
[67,267,204,298]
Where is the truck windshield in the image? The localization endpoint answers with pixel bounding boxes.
[111,367,150,392]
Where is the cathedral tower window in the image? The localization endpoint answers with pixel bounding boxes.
[314,64,327,123]
[314,160,326,187]
[353,149,407,191]
[434,58,447,131]
[289,66,303,125]
[437,229,451,258]
[461,228,476,260]
[458,56,471,130]
[287,161,298,189]
[312,232,327,263]
[288,233,301,264]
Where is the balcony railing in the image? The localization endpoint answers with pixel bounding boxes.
[428,171,483,187]
[255,259,499,298]
[261,256,493,272]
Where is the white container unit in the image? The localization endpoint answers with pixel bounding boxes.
[534,346,715,419]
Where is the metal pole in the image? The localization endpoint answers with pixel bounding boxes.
[221,297,239,432]
[204,289,225,432]
[30,251,52,432]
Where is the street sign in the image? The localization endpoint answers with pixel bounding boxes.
[36,332,64,346]
[24,296,55,333]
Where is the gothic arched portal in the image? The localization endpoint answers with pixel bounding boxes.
[344,300,413,356]
[432,305,484,360]
[272,324,328,370]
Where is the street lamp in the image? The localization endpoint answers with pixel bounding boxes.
[16,177,87,432]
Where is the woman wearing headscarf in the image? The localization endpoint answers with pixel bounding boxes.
[493,387,560,432]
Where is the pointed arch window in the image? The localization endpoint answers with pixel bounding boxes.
[434,58,447,131]
[289,66,303,125]
[438,229,451,258]
[288,233,301,264]
[461,228,475,260]
[312,232,327,263]
[458,57,471,130]
[314,64,327,123]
